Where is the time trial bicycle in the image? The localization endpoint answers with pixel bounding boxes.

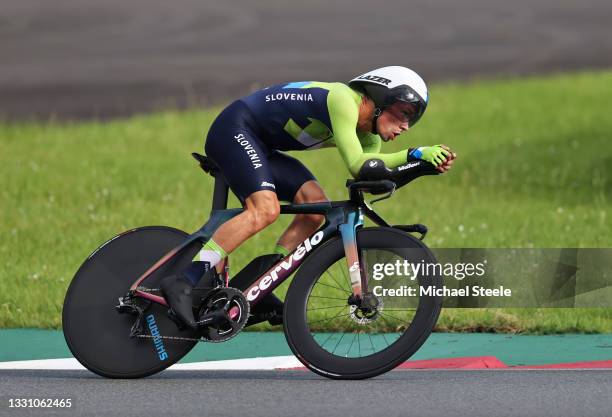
[63,152,443,380]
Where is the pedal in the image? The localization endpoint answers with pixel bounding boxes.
[268,315,283,326]
[247,310,282,326]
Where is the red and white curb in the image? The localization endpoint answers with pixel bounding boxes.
[281,357,612,370]
[0,356,611,371]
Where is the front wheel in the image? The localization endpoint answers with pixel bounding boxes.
[283,227,442,379]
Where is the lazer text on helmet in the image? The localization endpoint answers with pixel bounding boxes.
[356,75,391,85]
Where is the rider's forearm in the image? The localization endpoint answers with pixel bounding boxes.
[347,150,408,177]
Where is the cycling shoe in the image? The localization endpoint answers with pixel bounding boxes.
[246,284,284,326]
[160,275,197,330]
[248,292,284,326]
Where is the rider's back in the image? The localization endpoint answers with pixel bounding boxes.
[240,81,368,151]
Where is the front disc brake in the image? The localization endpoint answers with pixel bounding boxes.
[348,292,383,324]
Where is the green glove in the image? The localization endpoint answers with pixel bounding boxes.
[409,145,450,167]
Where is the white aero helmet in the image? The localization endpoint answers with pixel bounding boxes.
[349,66,429,126]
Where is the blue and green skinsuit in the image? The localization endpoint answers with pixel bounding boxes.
[180,81,415,287]
[204,81,409,202]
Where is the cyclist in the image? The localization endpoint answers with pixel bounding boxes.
[161,66,456,329]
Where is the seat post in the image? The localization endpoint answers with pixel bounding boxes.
[211,176,229,210]
[191,152,231,211]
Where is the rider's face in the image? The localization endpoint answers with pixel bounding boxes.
[376,102,416,142]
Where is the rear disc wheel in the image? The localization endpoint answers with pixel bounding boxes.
[62,226,201,378]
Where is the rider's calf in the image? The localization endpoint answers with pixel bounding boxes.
[295,212,324,231]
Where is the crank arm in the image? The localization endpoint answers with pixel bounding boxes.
[196,309,227,327]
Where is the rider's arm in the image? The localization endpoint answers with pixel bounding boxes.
[327,88,408,177]
[360,133,381,153]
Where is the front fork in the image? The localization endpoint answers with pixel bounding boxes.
[338,208,367,299]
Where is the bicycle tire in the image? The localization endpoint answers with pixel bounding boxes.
[62,226,201,378]
[283,227,442,379]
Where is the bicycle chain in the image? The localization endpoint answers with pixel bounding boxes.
[133,287,248,344]
[136,333,203,342]
[136,287,160,292]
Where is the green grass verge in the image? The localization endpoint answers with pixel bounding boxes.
[1,71,611,332]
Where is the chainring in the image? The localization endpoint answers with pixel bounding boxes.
[197,287,249,342]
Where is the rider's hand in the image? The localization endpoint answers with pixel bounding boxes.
[435,144,457,173]
[408,145,451,167]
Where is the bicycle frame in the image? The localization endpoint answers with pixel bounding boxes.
[128,172,395,309]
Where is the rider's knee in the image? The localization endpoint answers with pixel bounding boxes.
[294,180,328,205]
[293,183,327,230]
[243,191,280,233]
[248,203,280,232]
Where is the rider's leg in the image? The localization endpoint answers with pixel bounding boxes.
[181,239,227,286]
[160,191,280,328]
[239,181,329,327]
[186,189,281,283]
[275,180,329,253]
[177,190,280,287]
[162,100,287,327]
[229,155,326,326]
[208,190,280,254]
[262,151,326,254]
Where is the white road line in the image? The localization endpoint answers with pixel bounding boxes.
[0,356,302,371]
[1,357,610,372]
[171,355,302,370]
[0,358,85,370]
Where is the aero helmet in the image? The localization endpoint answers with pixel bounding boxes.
[349,66,429,127]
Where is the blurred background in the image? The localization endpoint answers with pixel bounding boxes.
[1,0,610,331]
[2,0,612,119]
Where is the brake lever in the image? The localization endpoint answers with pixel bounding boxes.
[369,183,396,204]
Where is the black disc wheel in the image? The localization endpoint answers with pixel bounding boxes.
[283,227,442,380]
[62,226,201,378]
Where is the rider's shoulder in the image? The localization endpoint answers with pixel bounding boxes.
[324,82,359,97]
[321,82,362,110]
[296,81,355,96]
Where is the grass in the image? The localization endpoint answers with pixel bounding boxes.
[1,71,611,332]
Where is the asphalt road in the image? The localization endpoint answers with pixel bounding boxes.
[2,0,612,119]
[1,369,611,417]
